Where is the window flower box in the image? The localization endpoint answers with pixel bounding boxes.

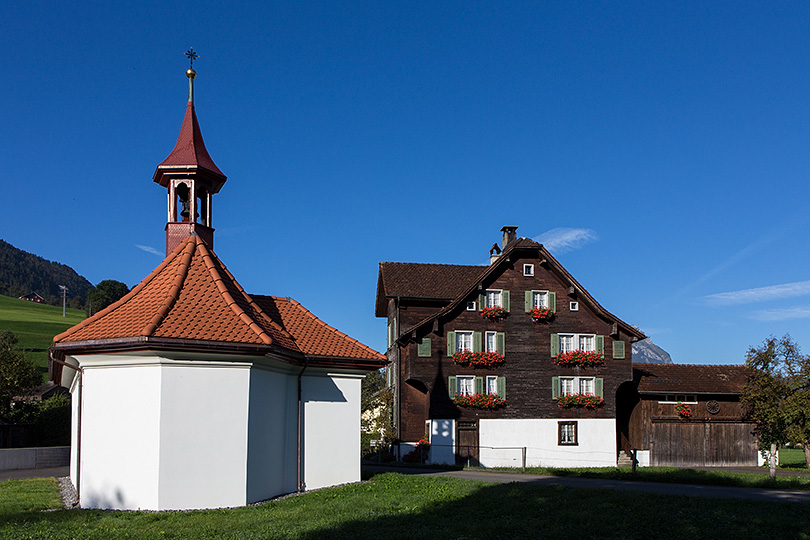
[555,350,604,368]
[453,393,506,410]
[530,307,554,322]
[480,306,509,320]
[556,393,604,409]
[451,350,505,368]
[675,402,692,418]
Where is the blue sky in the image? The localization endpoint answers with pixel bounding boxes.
[2,1,809,364]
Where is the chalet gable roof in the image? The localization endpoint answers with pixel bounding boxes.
[633,363,748,394]
[375,262,486,316]
[380,237,645,342]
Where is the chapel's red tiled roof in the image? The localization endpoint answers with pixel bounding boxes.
[252,296,384,361]
[153,101,226,188]
[54,235,296,350]
[53,236,385,366]
[633,363,748,394]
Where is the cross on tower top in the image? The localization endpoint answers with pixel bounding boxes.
[185,47,199,68]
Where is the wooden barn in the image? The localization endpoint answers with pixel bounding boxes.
[619,363,758,467]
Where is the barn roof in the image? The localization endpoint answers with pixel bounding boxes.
[633,363,748,394]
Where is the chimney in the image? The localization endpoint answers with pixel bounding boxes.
[489,243,501,265]
[501,226,518,249]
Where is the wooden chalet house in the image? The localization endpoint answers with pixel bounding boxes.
[376,226,646,467]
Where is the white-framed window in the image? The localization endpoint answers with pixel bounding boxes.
[486,376,498,395]
[579,377,594,395]
[659,394,698,404]
[466,301,476,311]
[532,290,549,309]
[456,331,474,352]
[558,421,578,446]
[457,375,475,396]
[559,333,596,353]
[485,331,497,353]
[569,301,579,311]
[485,289,503,308]
[523,264,534,276]
[560,376,596,396]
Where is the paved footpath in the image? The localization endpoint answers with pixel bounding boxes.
[363,464,810,504]
[0,466,69,482]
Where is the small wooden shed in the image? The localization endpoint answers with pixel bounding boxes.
[622,364,758,467]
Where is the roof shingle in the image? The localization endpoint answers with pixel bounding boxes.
[633,363,748,394]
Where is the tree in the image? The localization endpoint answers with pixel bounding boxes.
[361,369,394,455]
[87,279,130,314]
[0,331,42,419]
[741,335,810,476]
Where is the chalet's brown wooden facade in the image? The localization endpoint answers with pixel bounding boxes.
[376,227,646,467]
[625,364,757,467]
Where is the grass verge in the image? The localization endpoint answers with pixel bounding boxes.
[1,473,809,539]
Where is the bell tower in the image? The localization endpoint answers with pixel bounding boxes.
[153,49,227,255]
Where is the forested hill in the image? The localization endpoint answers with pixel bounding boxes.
[0,239,93,307]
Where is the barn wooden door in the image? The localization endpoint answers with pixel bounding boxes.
[456,421,479,466]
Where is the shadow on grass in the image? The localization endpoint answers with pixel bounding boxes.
[3,474,810,540]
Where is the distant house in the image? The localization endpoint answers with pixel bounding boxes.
[50,66,385,511]
[625,363,759,467]
[19,293,43,303]
[376,226,646,467]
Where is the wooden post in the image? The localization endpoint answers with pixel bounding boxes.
[522,447,526,472]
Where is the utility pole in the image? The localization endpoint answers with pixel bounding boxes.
[58,285,67,317]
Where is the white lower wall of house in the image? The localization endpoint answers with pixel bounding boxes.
[77,360,162,510]
[479,419,617,468]
[157,363,251,510]
[429,419,455,465]
[246,367,298,503]
[303,373,362,490]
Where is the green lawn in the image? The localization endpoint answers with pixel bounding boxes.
[1,473,809,539]
[780,447,808,469]
[0,294,85,380]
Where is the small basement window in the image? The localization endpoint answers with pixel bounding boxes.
[558,421,578,446]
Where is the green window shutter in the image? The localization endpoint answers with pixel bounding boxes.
[596,335,605,357]
[550,334,559,357]
[612,340,625,359]
[497,377,506,399]
[447,332,456,356]
[525,290,533,312]
[496,332,505,355]
[478,293,486,310]
[474,376,484,394]
[552,376,560,399]
[549,291,557,312]
[417,337,431,357]
[595,378,604,398]
[503,290,510,311]
[448,376,457,398]
[473,332,482,353]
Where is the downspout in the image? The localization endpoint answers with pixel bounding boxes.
[395,296,401,447]
[50,353,82,507]
[296,358,309,493]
